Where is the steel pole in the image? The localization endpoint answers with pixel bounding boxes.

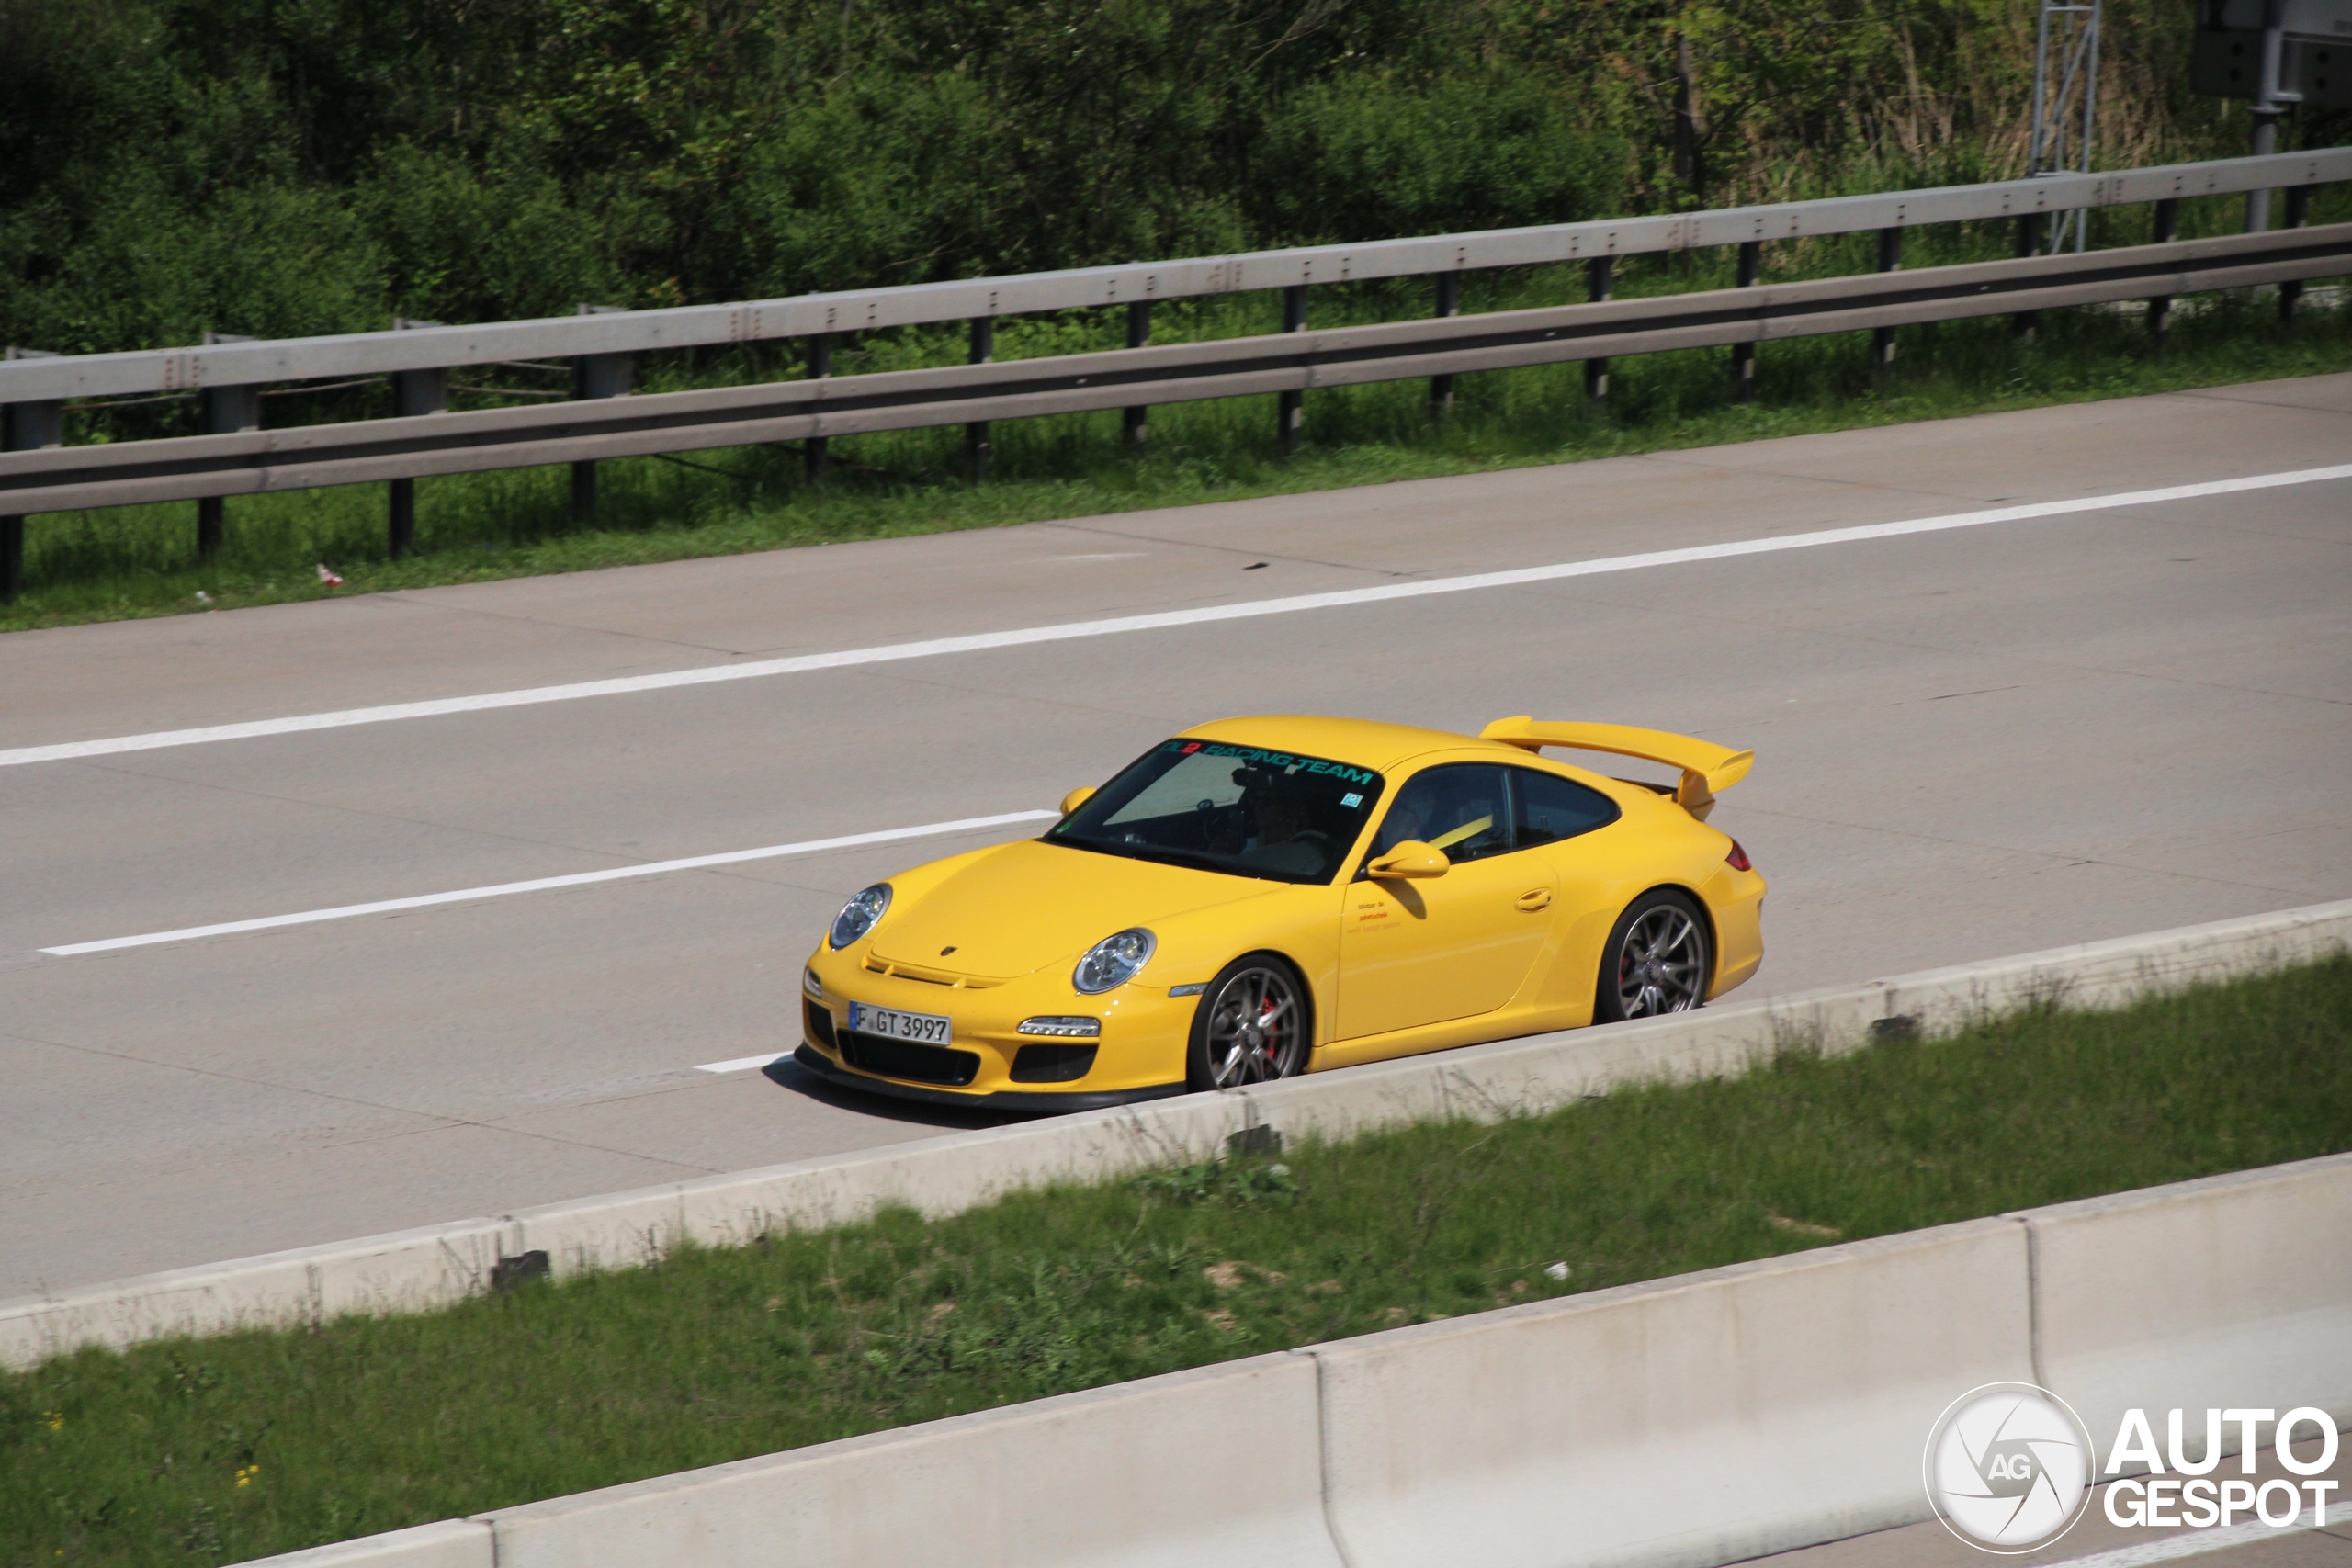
[1124,302,1151,448]
[2013,216,2043,340]
[805,333,831,485]
[0,346,62,604]
[1585,256,1614,403]
[2144,198,2178,349]
[967,317,994,479]
[2280,185,2312,321]
[196,332,258,559]
[569,305,633,525]
[2248,0,2289,231]
[1429,273,1461,422]
[1732,242,1762,402]
[1871,227,1904,385]
[387,318,447,558]
[1277,286,1306,457]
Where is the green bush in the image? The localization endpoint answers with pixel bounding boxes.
[1261,68,1629,241]
[4,0,2335,354]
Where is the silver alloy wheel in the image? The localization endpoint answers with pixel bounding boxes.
[1202,964,1307,1088]
[1612,906,1706,1017]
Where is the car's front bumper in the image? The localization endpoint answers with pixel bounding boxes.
[791,1043,1191,1112]
[799,941,1197,1108]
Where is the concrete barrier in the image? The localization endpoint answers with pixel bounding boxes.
[2020,1150,2352,1469]
[1307,1219,2034,1568]
[231,1521,492,1568]
[6,897,2346,1371]
[485,1351,1339,1568]
[0,1218,512,1371]
[215,1148,2352,1568]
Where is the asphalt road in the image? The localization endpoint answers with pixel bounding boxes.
[4,375,2348,1302]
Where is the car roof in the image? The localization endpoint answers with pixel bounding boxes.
[1177,715,1521,773]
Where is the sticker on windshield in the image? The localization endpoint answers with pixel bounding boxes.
[1158,739,1378,786]
[1341,793,1363,807]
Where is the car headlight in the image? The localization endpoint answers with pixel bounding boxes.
[830,884,891,949]
[1073,928,1156,994]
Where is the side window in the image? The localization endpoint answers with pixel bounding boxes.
[1510,768,1622,849]
[1370,764,1511,864]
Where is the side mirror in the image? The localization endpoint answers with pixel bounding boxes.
[1058,785,1096,817]
[1366,840,1451,879]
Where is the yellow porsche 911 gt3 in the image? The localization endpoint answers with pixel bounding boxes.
[796,716,1764,1110]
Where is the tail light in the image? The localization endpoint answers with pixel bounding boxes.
[1724,841,1753,872]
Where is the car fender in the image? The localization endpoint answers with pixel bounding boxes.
[1138,885,1341,1047]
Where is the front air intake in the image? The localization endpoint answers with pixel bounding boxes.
[1011,1043,1098,1083]
[837,1030,980,1087]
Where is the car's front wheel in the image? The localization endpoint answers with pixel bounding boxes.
[1594,890,1712,1022]
[1187,953,1311,1090]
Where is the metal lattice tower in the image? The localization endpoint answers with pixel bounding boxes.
[2028,0,2104,252]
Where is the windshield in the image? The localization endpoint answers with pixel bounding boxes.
[1046,739,1385,884]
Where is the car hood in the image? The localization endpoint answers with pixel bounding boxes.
[869,839,1272,980]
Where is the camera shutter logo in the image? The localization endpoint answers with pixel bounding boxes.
[1924,1382,2097,1552]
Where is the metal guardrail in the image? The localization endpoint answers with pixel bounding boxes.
[3,149,2347,403]
[0,147,2347,604]
[6,225,2347,516]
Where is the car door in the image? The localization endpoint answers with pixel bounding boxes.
[1336,762,1558,1042]
[1504,763,1627,1003]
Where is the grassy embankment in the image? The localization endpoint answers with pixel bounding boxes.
[8,957,2352,1565]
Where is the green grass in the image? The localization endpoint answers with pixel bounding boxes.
[11,198,2352,634]
[8,958,2352,1564]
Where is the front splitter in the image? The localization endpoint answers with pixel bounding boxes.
[792,1044,1191,1114]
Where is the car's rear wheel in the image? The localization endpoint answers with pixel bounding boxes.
[1594,890,1712,1022]
[1187,954,1310,1091]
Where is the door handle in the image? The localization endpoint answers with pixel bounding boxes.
[1515,888,1554,912]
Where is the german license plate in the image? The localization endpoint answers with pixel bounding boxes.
[846,1001,952,1046]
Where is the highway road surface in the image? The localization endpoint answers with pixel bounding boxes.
[4,374,2347,1301]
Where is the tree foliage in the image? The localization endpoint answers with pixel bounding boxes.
[0,0,2290,353]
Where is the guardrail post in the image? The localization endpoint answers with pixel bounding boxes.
[1732,242,1761,402]
[571,305,633,525]
[1585,257,1614,402]
[2279,185,2312,321]
[2012,216,2042,340]
[806,333,831,486]
[1278,286,1306,457]
[1871,227,1904,386]
[1124,302,1150,448]
[1429,273,1460,422]
[1,347,63,604]
[967,316,993,480]
[196,332,259,562]
[387,319,447,559]
[2144,198,2178,349]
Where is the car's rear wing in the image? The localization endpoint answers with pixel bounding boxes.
[1479,717,1752,822]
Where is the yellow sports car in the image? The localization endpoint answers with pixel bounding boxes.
[797,716,1764,1110]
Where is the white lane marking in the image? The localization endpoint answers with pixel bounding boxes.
[6,462,2348,771]
[39,809,1057,957]
[2048,1503,2324,1567]
[695,1054,786,1075]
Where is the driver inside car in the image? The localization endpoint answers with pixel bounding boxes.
[1233,770,1328,876]
[1371,770,1504,862]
